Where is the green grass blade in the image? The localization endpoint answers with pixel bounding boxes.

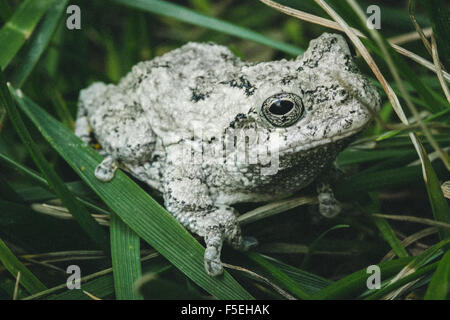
[415,139,450,240]
[50,273,114,300]
[0,0,53,69]
[365,261,439,300]
[47,259,170,300]
[337,149,412,166]
[366,196,409,259]
[247,252,311,299]
[301,224,350,269]
[0,0,12,22]
[422,0,450,69]
[0,151,48,188]
[424,250,450,300]
[0,237,47,294]
[312,257,413,299]
[335,162,447,201]
[13,93,253,300]
[0,151,95,200]
[0,70,110,253]
[10,0,69,88]
[50,88,75,129]
[0,172,24,202]
[331,0,449,112]
[111,0,303,56]
[365,38,449,112]
[403,239,450,275]
[110,213,143,300]
[255,255,332,294]
[377,238,450,299]
[104,36,122,82]
[371,215,409,258]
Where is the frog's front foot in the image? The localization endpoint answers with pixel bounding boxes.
[204,227,224,276]
[203,226,254,276]
[242,236,259,251]
[95,155,118,182]
[316,181,341,218]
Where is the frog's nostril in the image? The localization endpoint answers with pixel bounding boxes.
[269,99,294,115]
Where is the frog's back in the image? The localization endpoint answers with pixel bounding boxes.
[125,42,247,144]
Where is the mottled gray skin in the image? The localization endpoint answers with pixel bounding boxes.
[76,33,380,276]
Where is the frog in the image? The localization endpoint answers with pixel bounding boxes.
[75,33,380,276]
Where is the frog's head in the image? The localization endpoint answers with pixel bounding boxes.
[231,33,380,167]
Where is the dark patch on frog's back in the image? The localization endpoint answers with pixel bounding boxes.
[221,75,256,97]
[298,36,338,70]
[190,74,257,103]
[191,87,209,102]
[228,113,247,129]
[303,84,350,107]
[281,74,298,85]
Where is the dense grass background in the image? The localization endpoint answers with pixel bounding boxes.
[0,0,449,300]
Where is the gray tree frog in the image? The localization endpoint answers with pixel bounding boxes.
[75,33,380,276]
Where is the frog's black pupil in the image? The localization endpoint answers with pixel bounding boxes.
[269,99,294,115]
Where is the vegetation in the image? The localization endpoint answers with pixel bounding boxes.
[0,0,449,300]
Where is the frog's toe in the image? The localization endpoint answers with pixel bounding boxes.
[204,227,225,276]
[242,236,259,251]
[316,180,341,218]
[204,246,224,276]
[94,156,118,182]
[318,193,341,218]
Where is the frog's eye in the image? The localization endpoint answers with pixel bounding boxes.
[261,93,304,127]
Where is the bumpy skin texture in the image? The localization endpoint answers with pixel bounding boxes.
[76,33,380,276]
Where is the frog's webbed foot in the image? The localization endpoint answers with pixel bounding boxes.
[202,210,249,276]
[242,236,259,251]
[204,225,225,276]
[95,155,118,182]
[316,180,341,218]
[200,208,245,276]
[203,234,257,276]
